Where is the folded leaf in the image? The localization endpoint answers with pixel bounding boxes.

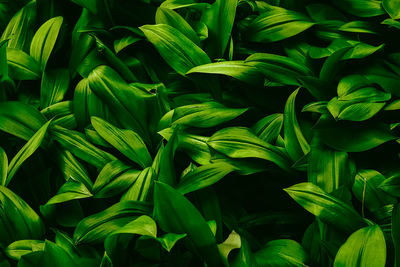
[30,16,63,70]
[7,48,41,80]
[5,240,45,260]
[40,68,70,108]
[46,179,93,205]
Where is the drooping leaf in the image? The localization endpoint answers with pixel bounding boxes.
[284,182,366,233]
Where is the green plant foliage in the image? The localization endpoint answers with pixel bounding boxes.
[1,0,400,266]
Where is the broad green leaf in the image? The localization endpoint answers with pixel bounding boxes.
[383,0,400,19]
[201,0,238,57]
[208,127,292,171]
[187,61,263,85]
[40,68,70,108]
[334,0,385,17]
[177,162,236,194]
[155,7,199,44]
[284,182,366,233]
[168,102,247,128]
[5,240,45,260]
[0,186,45,247]
[379,172,400,197]
[352,170,396,212]
[91,117,152,168]
[327,98,386,121]
[154,182,222,266]
[93,160,140,198]
[121,167,154,201]
[158,127,212,165]
[5,120,51,186]
[0,2,36,51]
[254,239,308,266]
[316,115,396,152]
[73,201,151,244]
[30,16,63,70]
[7,48,41,80]
[333,225,386,267]
[58,150,93,190]
[158,127,179,185]
[246,7,314,43]
[140,24,211,75]
[88,65,148,139]
[245,53,313,86]
[51,125,116,169]
[308,137,355,193]
[0,101,47,140]
[252,113,283,144]
[46,179,93,205]
[284,89,310,162]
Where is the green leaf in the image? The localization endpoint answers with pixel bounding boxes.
[383,0,400,19]
[46,179,93,205]
[169,102,247,128]
[392,204,400,265]
[30,16,63,70]
[201,0,238,57]
[308,137,355,193]
[352,170,396,212]
[73,201,151,244]
[71,0,98,14]
[154,182,222,266]
[316,115,396,152]
[284,182,366,233]
[7,48,41,80]
[252,113,283,144]
[51,125,116,169]
[91,116,152,168]
[88,65,148,139]
[0,2,36,51]
[333,225,386,267]
[177,162,236,194]
[0,147,7,187]
[93,160,140,198]
[0,101,47,140]
[155,7,199,44]
[187,61,263,85]
[379,172,400,197]
[245,53,313,86]
[218,230,241,266]
[254,239,308,266]
[140,24,211,75]
[246,7,314,43]
[5,120,51,186]
[40,68,70,108]
[0,186,45,247]
[334,0,385,17]
[284,89,310,162]
[208,127,292,171]
[5,240,45,260]
[121,167,154,202]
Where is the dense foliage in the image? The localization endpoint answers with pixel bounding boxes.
[1,0,400,266]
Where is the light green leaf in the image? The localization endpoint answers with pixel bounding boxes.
[30,16,63,70]
[252,113,283,144]
[333,225,386,267]
[208,127,292,171]
[46,179,93,205]
[383,0,400,19]
[121,167,154,202]
[140,24,211,75]
[284,89,310,162]
[7,48,41,80]
[5,240,45,260]
[91,116,152,168]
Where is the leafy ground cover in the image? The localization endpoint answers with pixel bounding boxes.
[1,0,400,266]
